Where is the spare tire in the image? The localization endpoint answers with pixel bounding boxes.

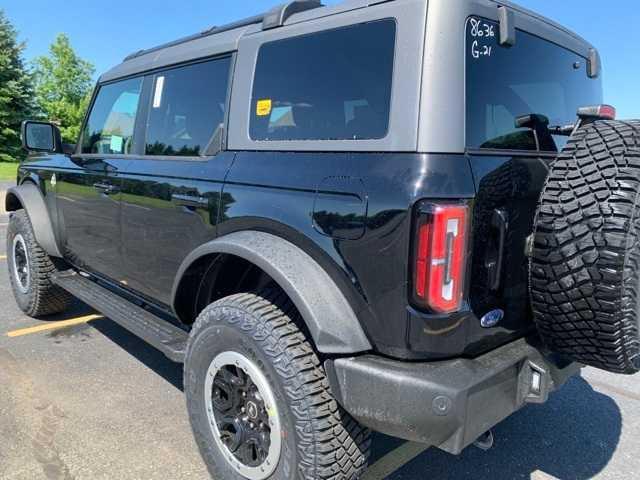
[531,120,640,374]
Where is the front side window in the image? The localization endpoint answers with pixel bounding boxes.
[82,78,142,154]
[466,18,603,152]
[145,57,231,156]
[250,19,396,142]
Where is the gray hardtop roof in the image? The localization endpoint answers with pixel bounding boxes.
[100,0,594,83]
[100,0,381,82]
[491,0,593,48]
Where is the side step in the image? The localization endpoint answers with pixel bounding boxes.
[52,271,188,363]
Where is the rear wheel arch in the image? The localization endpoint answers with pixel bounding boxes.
[172,231,372,355]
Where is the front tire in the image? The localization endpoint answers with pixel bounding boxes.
[6,210,71,317]
[184,288,371,480]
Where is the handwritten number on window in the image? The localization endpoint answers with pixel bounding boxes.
[469,18,495,59]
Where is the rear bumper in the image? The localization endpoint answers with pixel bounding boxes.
[325,337,580,454]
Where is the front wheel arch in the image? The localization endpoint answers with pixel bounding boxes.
[5,182,62,258]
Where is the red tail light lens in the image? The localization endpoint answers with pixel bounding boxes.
[413,203,469,313]
[598,105,617,120]
[577,104,616,120]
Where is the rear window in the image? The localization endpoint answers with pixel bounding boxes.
[146,57,231,157]
[466,17,603,152]
[250,19,396,142]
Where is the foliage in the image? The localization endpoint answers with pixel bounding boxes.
[0,161,18,181]
[0,10,35,162]
[34,33,94,143]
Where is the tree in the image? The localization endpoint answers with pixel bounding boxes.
[34,33,94,143]
[0,10,35,162]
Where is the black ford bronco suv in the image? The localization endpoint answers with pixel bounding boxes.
[7,0,640,478]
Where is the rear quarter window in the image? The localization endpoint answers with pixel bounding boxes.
[250,19,396,142]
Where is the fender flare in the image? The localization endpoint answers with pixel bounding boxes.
[5,183,63,258]
[172,231,372,354]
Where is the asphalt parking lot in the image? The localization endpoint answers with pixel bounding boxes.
[1,179,640,480]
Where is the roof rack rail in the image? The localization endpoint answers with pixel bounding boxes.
[263,0,322,30]
[123,1,323,62]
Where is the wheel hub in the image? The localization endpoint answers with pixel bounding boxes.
[12,234,31,294]
[246,401,259,420]
[205,351,281,479]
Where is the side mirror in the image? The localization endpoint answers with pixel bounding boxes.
[21,120,62,154]
[62,143,77,155]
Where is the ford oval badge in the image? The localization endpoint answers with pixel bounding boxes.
[481,309,504,328]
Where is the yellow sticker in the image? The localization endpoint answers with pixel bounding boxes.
[256,99,272,117]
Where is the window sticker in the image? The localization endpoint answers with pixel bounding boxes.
[256,99,272,117]
[153,76,165,108]
[270,106,294,127]
[110,135,124,153]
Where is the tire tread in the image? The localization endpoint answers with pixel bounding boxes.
[186,288,371,479]
[7,210,71,317]
[531,120,640,374]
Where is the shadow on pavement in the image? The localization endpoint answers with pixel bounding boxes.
[89,318,185,391]
[38,300,95,322]
[382,375,621,479]
[73,314,623,480]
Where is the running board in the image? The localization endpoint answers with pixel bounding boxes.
[52,271,188,363]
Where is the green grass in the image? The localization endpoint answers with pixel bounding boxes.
[0,162,18,181]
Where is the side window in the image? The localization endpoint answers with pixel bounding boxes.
[145,57,231,157]
[250,19,396,142]
[81,78,143,154]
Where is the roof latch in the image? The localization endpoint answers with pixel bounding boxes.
[262,0,323,30]
[498,6,516,47]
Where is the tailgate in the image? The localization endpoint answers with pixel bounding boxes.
[468,154,550,337]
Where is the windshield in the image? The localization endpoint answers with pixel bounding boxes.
[466,17,603,153]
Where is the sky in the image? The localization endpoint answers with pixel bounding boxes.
[3,0,639,119]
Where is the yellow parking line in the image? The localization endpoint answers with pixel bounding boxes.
[0,255,6,260]
[362,442,429,480]
[6,314,103,338]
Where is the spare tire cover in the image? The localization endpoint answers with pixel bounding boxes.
[531,120,640,374]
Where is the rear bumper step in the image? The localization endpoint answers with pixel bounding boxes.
[52,271,188,362]
[325,337,580,455]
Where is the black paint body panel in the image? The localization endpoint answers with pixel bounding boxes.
[16,149,547,360]
[466,153,552,351]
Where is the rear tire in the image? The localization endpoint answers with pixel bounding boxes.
[531,120,640,374]
[6,210,71,317]
[185,288,371,480]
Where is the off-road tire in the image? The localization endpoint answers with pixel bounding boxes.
[6,210,71,317]
[184,288,371,480]
[531,120,640,374]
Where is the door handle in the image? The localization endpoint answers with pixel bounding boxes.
[485,208,508,291]
[171,194,209,210]
[93,183,120,195]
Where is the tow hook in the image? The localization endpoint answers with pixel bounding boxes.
[473,430,494,451]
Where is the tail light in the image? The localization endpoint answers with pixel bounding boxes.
[412,203,469,314]
[577,104,616,120]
